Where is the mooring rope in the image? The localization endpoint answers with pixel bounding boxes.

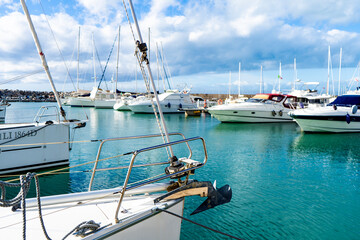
[0,173,52,240]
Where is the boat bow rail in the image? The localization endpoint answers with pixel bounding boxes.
[33,106,61,123]
[86,132,209,222]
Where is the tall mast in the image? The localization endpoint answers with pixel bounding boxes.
[127,0,173,156]
[148,27,150,63]
[115,26,121,94]
[260,65,263,93]
[228,71,231,98]
[327,45,330,95]
[293,58,297,91]
[238,62,241,97]
[155,42,160,91]
[92,33,97,87]
[338,48,342,96]
[279,62,282,93]
[77,26,80,92]
[20,0,66,120]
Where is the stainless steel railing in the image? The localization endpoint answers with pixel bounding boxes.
[113,135,208,222]
[33,106,60,123]
[88,132,196,191]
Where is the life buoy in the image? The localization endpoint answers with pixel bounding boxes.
[218,99,223,105]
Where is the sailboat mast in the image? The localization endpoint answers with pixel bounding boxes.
[115,26,121,94]
[260,65,263,94]
[279,62,282,93]
[127,0,173,156]
[338,48,342,96]
[293,58,297,91]
[238,62,241,97]
[77,26,80,92]
[228,71,231,98]
[148,27,150,63]
[92,34,97,87]
[327,45,330,95]
[20,0,66,120]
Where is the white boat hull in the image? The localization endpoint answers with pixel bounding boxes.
[0,122,70,174]
[293,118,360,132]
[94,99,116,109]
[290,106,360,132]
[129,103,196,113]
[113,100,131,111]
[68,97,95,107]
[208,103,294,123]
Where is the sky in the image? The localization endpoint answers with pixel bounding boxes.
[1,0,360,94]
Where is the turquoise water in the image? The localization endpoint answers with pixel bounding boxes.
[5,102,360,240]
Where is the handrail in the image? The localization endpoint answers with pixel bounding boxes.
[88,132,192,191]
[114,136,208,223]
[33,106,60,123]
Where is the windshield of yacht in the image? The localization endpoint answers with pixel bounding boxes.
[328,95,360,107]
[246,98,265,103]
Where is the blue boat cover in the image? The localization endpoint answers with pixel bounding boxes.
[328,95,360,106]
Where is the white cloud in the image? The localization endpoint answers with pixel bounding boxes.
[2,0,360,93]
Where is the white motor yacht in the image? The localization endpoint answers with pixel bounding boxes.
[289,94,360,132]
[128,89,197,113]
[113,93,136,111]
[288,82,334,108]
[208,93,297,123]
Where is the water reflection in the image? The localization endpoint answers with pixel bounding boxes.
[291,133,360,163]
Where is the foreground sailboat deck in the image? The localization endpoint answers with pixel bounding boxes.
[0,184,183,239]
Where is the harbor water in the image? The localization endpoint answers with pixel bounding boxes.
[5,102,360,240]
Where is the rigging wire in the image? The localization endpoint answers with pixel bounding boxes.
[0,69,43,85]
[94,41,108,90]
[96,32,118,90]
[121,0,171,160]
[39,0,77,91]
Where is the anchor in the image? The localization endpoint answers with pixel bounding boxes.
[154,180,232,215]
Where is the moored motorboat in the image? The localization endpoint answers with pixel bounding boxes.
[128,89,197,113]
[208,93,297,123]
[113,93,137,111]
[289,94,360,132]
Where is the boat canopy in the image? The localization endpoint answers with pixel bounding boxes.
[328,95,360,106]
[252,94,285,102]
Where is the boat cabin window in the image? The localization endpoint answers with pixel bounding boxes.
[283,96,297,108]
[269,95,284,102]
[246,98,264,103]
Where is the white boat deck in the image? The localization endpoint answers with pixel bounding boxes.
[0,190,182,240]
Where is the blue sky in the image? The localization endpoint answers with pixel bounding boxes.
[1,0,360,94]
